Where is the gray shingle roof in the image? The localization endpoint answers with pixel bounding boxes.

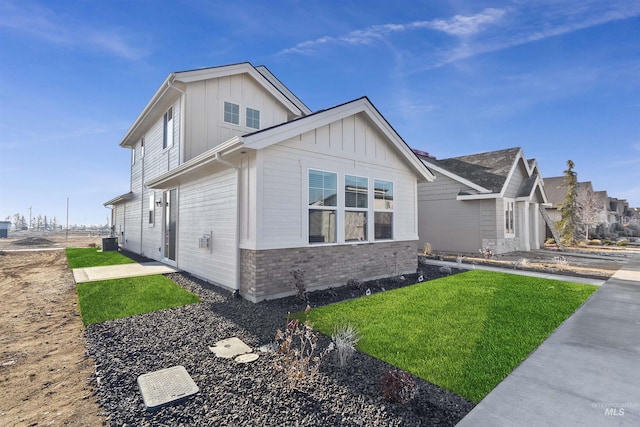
[543,176,567,207]
[429,147,521,193]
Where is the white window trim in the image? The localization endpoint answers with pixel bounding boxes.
[373,178,395,241]
[308,168,338,245]
[245,106,260,130]
[505,199,515,237]
[148,193,155,227]
[223,101,240,126]
[163,107,174,150]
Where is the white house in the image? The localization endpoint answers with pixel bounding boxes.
[105,63,434,302]
[415,147,548,254]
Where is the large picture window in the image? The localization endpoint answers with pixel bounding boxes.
[308,170,337,243]
[345,175,368,241]
[374,179,393,240]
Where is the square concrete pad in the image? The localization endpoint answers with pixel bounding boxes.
[209,337,252,358]
[137,365,199,411]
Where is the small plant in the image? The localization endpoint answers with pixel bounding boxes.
[616,240,628,247]
[603,239,613,246]
[347,278,364,291]
[378,369,416,404]
[439,266,452,274]
[513,258,530,269]
[290,269,306,301]
[552,256,569,267]
[332,324,360,368]
[87,242,98,248]
[273,307,334,389]
[588,239,602,246]
[456,255,463,265]
[422,242,432,256]
[479,247,494,259]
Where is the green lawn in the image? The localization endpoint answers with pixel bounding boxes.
[304,270,597,403]
[66,247,137,268]
[76,275,200,325]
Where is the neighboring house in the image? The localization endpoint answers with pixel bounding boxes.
[104,63,434,302]
[415,147,548,255]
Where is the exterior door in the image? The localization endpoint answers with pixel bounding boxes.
[164,189,177,262]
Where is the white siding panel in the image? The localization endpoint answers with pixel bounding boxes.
[177,170,238,289]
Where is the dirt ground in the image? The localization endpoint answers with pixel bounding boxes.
[0,233,105,427]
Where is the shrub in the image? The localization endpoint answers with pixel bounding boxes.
[290,269,306,301]
[513,258,530,269]
[552,256,569,267]
[87,242,98,248]
[422,242,432,256]
[378,370,416,404]
[479,247,494,259]
[439,266,452,274]
[588,239,602,246]
[332,324,360,368]
[604,240,613,246]
[347,278,364,291]
[273,309,334,388]
[616,240,628,246]
[625,224,640,237]
[545,237,556,245]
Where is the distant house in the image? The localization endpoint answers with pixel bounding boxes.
[415,147,548,254]
[104,63,434,302]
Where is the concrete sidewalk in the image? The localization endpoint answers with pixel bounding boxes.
[456,257,640,426]
[421,259,607,286]
[73,262,179,283]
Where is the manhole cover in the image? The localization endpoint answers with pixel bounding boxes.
[235,353,259,363]
[137,365,199,411]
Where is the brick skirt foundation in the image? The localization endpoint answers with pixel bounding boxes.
[240,241,418,302]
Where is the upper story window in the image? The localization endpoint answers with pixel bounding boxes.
[224,102,240,125]
[374,179,393,240]
[140,137,145,158]
[246,107,260,129]
[308,169,337,244]
[131,146,136,165]
[163,107,173,149]
[505,199,515,236]
[345,175,368,241]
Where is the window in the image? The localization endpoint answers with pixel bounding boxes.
[246,107,260,129]
[308,170,337,243]
[374,179,393,239]
[224,101,240,125]
[148,193,155,226]
[163,107,173,149]
[505,200,515,236]
[140,137,145,158]
[345,175,368,241]
[131,146,136,165]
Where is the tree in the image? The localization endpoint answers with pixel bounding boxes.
[557,160,581,246]
[577,186,601,240]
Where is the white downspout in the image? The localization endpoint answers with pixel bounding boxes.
[215,153,242,292]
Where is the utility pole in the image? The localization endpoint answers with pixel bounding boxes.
[66,197,69,239]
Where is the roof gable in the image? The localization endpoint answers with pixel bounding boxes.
[240,96,435,182]
[120,62,308,148]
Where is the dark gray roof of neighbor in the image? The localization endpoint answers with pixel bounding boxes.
[429,147,521,193]
[543,176,568,207]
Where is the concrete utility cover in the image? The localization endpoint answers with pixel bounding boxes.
[208,337,252,359]
[235,353,259,363]
[137,365,199,411]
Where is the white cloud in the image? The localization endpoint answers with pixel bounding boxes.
[278,8,506,55]
[0,1,148,60]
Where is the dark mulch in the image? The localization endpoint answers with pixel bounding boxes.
[85,263,472,426]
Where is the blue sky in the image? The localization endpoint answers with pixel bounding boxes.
[1,0,639,226]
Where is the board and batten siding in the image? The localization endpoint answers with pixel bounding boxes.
[184,74,291,162]
[176,169,238,289]
[417,173,483,253]
[503,161,527,198]
[252,113,420,250]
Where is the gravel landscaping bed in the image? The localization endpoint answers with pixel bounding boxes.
[85,265,473,426]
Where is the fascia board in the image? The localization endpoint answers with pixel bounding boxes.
[456,193,500,201]
[119,74,176,148]
[146,137,243,189]
[243,98,434,182]
[422,160,490,193]
[499,149,524,198]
